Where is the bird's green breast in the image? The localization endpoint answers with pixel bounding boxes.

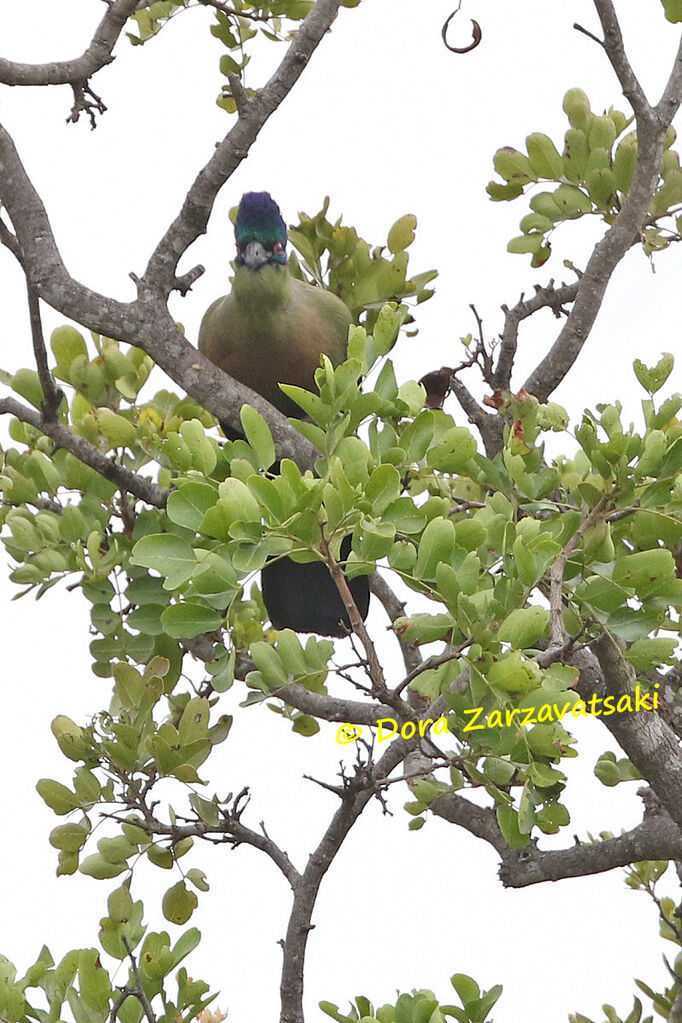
[199,266,351,417]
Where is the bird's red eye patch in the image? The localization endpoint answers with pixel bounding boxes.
[273,241,285,255]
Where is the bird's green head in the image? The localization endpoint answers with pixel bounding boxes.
[234,192,288,270]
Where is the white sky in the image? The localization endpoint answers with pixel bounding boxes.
[1,2,681,1022]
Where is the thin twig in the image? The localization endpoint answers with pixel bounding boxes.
[121,938,157,1023]
[548,493,609,649]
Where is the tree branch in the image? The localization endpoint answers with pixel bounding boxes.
[26,284,63,422]
[279,736,412,1023]
[574,638,682,833]
[270,682,396,726]
[592,0,650,118]
[449,377,503,457]
[0,396,169,508]
[548,493,609,649]
[494,280,579,391]
[523,9,682,401]
[499,808,682,888]
[0,0,138,87]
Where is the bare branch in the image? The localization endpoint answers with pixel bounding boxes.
[119,795,301,888]
[592,0,649,118]
[172,263,205,296]
[0,0,347,470]
[0,0,138,87]
[270,682,395,726]
[494,280,579,391]
[322,540,387,697]
[67,81,107,129]
[394,643,469,698]
[280,735,412,1023]
[25,284,63,422]
[0,396,169,508]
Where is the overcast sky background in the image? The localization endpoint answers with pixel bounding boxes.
[1,2,681,1021]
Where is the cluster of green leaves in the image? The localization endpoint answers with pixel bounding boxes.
[488,87,682,265]
[286,197,438,332]
[3,332,682,868]
[0,930,213,1023]
[125,0,361,113]
[321,974,502,1023]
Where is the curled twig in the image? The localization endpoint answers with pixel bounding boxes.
[442,5,482,54]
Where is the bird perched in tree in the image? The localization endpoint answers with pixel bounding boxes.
[199,191,370,637]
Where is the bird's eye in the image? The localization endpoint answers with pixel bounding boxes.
[272,241,285,255]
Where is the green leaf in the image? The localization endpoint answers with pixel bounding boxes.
[496,805,528,849]
[130,534,197,589]
[36,779,79,815]
[364,464,401,514]
[387,213,417,253]
[161,602,223,639]
[415,518,455,580]
[662,0,682,24]
[167,484,218,532]
[50,325,88,370]
[240,405,276,469]
[625,637,678,671]
[451,974,480,1007]
[162,881,198,925]
[79,854,127,880]
[497,606,549,648]
[633,353,674,394]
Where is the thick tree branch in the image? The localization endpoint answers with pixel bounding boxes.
[279,736,412,1023]
[523,11,682,401]
[0,0,138,87]
[271,683,396,726]
[0,396,169,508]
[499,809,682,888]
[575,638,682,833]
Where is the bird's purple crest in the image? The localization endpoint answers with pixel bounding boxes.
[235,192,288,251]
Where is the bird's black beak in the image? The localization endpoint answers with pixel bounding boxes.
[242,240,269,270]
